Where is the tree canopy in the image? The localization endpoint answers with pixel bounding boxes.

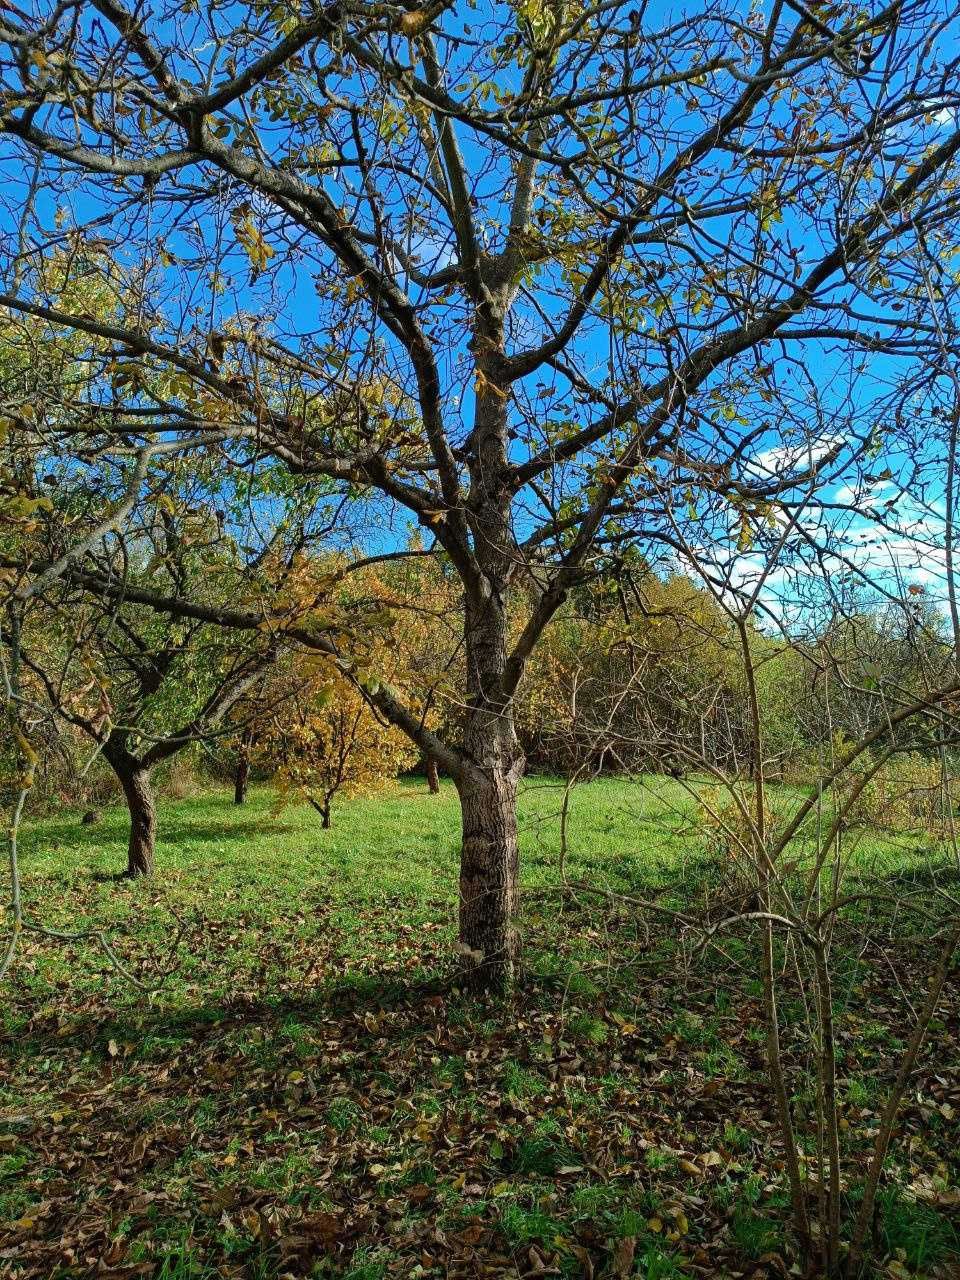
[3,0,960,987]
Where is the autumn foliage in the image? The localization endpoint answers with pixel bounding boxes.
[253,662,416,827]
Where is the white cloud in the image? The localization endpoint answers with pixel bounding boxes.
[833,479,899,507]
[747,435,845,478]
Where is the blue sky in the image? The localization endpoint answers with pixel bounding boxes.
[2,0,960,630]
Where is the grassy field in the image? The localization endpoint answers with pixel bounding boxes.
[1,777,958,1279]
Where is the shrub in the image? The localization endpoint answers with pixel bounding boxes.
[698,784,775,862]
[845,753,953,834]
[159,753,205,800]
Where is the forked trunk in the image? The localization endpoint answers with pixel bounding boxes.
[456,759,521,993]
[118,764,156,878]
[310,796,333,828]
[426,757,440,794]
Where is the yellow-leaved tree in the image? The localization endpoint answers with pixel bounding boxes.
[238,554,429,826]
[374,544,464,793]
[256,659,417,827]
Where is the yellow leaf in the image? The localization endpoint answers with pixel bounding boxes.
[397,7,435,35]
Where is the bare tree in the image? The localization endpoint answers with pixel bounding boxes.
[539,384,960,1272]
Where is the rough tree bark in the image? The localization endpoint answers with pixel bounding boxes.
[120,766,157,878]
[455,748,522,993]
[456,377,526,992]
[103,736,156,878]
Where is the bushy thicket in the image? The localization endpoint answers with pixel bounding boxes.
[1,729,224,815]
[512,574,956,806]
[11,556,954,825]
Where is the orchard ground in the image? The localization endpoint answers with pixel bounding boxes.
[1,778,958,1279]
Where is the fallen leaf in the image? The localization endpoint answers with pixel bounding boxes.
[611,1236,636,1278]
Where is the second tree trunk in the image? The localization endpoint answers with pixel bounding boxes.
[234,751,250,805]
[117,764,156,878]
[426,757,440,794]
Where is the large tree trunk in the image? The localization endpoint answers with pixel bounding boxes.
[103,736,157,878]
[119,764,156,878]
[454,375,528,993]
[457,566,525,993]
[456,755,522,993]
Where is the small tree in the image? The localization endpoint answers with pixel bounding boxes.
[254,660,417,827]
[18,494,276,876]
[376,545,464,795]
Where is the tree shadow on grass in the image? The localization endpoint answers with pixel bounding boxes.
[89,868,141,884]
[153,820,296,843]
[874,857,960,886]
[3,965,461,1065]
[25,817,294,856]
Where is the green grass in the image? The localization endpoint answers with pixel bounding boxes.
[13,772,947,934]
[5,773,714,1023]
[19,772,697,902]
[873,1187,960,1271]
[1,774,957,1278]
